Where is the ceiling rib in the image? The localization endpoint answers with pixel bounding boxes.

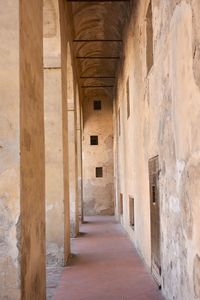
[73,39,122,42]
[81,85,114,88]
[70,0,129,97]
[76,56,120,59]
[67,0,129,2]
[80,76,115,79]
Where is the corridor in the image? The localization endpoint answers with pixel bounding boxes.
[1,1,200,299]
[53,216,164,300]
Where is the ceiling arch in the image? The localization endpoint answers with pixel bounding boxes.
[67,0,130,99]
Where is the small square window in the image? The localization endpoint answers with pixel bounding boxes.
[94,100,101,110]
[96,167,103,178]
[90,136,98,145]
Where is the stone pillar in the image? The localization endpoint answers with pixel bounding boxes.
[67,46,79,237]
[0,1,45,299]
[68,101,79,237]
[44,0,70,267]
[44,68,66,265]
[59,0,71,260]
[20,1,45,299]
[76,88,84,223]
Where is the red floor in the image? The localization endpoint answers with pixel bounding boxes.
[54,216,165,300]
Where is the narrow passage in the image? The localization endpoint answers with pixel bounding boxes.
[54,216,164,300]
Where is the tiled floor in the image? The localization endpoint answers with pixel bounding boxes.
[47,267,63,299]
[53,216,165,300]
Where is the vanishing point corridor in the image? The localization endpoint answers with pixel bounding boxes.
[52,216,164,300]
[1,0,200,300]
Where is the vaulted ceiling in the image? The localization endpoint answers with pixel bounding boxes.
[67,0,130,98]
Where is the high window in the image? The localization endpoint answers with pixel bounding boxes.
[146,1,153,74]
[96,167,103,178]
[94,100,101,110]
[90,135,98,145]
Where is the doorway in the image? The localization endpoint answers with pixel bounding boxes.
[148,156,161,287]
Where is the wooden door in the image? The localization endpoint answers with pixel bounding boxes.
[149,156,161,287]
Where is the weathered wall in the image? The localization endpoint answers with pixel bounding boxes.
[83,96,114,216]
[114,1,200,300]
[0,1,20,298]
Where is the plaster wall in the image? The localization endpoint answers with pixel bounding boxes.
[114,1,200,299]
[83,96,114,216]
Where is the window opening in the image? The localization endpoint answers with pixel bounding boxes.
[94,100,101,110]
[90,135,98,145]
[146,1,154,74]
[96,167,103,178]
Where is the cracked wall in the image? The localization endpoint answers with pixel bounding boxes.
[114,1,200,299]
[83,96,114,216]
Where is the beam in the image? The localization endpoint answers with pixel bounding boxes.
[81,85,114,88]
[76,56,120,59]
[80,76,115,79]
[73,39,122,42]
[67,0,129,2]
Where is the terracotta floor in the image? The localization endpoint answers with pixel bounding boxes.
[54,216,165,300]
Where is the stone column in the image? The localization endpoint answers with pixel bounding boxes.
[68,100,79,237]
[44,0,69,267]
[0,1,45,299]
[76,88,84,223]
[44,67,66,265]
[67,47,79,237]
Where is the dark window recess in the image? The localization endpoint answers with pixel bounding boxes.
[96,167,103,178]
[129,197,135,229]
[90,135,98,145]
[119,193,123,215]
[126,78,130,119]
[118,109,121,136]
[152,185,156,204]
[146,0,154,74]
[94,100,101,110]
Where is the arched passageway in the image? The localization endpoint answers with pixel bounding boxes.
[0,0,200,300]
